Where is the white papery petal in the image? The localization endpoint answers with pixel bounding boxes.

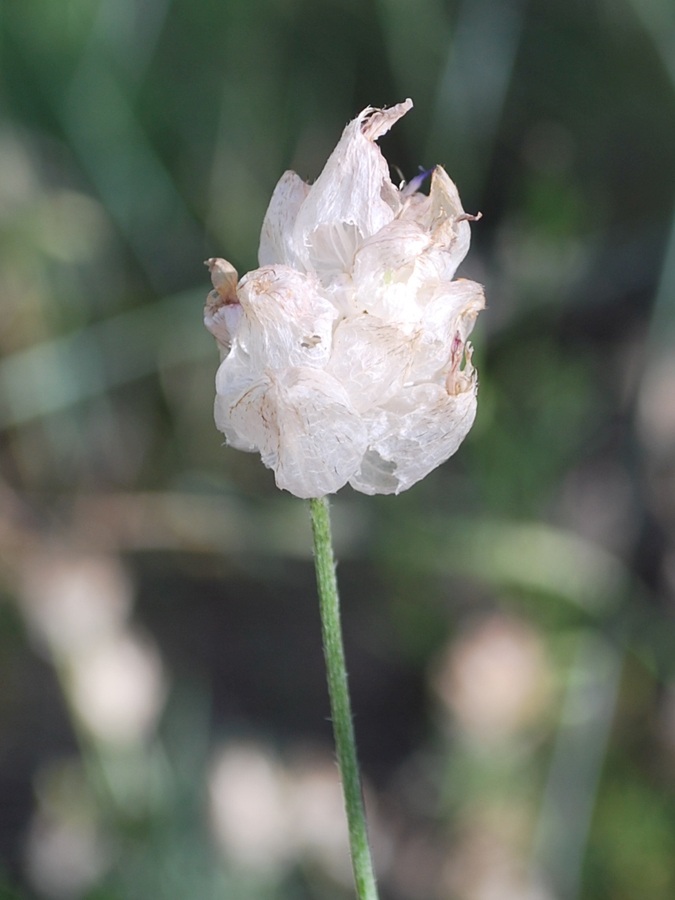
[217,363,366,497]
[227,377,283,464]
[406,167,472,281]
[326,314,413,412]
[404,166,467,233]
[214,348,264,452]
[271,368,367,498]
[423,280,485,344]
[237,265,338,370]
[351,219,430,322]
[215,343,255,400]
[408,280,485,382]
[258,171,310,268]
[215,395,259,452]
[292,100,413,279]
[355,218,430,278]
[350,381,478,495]
[322,272,358,317]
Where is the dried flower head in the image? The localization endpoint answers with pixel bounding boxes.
[205,99,485,498]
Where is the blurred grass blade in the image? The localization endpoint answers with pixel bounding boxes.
[91,0,172,86]
[530,632,623,900]
[626,0,675,90]
[0,289,209,428]
[389,518,631,615]
[63,54,204,291]
[626,0,675,346]
[426,0,526,198]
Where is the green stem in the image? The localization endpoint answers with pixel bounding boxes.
[308,496,379,900]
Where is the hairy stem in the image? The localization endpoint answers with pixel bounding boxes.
[308,496,378,900]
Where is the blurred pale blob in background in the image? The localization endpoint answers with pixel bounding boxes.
[29,191,111,267]
[431,614,551,745]
[24,759,110,900]
[208,743,292,876]
[444,813,553,900]
[208,742,382,888]
[287,751,353,885]
[26,818,108,900]
[19,552,166,747]
[20,554,133,657]
[65,632,166,747]
[15,551,169,898]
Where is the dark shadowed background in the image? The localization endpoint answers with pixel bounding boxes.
[2,0,675,898]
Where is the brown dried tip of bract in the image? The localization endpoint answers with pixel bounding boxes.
[205,258,238,303]
[204,258,242,350]
[360,99,413,141]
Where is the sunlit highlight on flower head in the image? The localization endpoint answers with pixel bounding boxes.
[205,99,485,498]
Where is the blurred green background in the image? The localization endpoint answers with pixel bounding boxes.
[2,0,675,898]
